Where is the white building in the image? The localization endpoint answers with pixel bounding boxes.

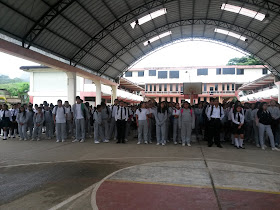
[20,66,144,106]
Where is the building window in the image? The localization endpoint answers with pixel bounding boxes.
[149,70,156,76]
[181,86,183,92]
[145,85,148,91]
[154,85,156,91]
[84,79,92,84]
[204,84,207,91]
[159,97,162,103]
[232,84,235,91]
[165,97,167,101]
[222,84,225,91]
[204,97,207,102]
[125,71,132,77]
[138,71,144,77]
[84,97,95,102]
[237,69,244,75]
[170,84,173,91]
[164,84,167,91]
[216,68,221,75]
[215,84,218,91]
[227,84,230,91]
[263,68,268,74]
[159,84,162,91]
[197,68,208,76]
[176,97,178,103]
[223,68,235,75]
[170,97,173,102]
[176,84,179,91]
[169,71,179,78]
[158,71,168,79]
[150,85,152,91]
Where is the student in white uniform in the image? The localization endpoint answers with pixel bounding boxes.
[172,103,181,145]
[136,102,148,144]
[27,105,35,140]
[32,107,45,141]
[9,104,18,138]
[101,102,110,143]
[109,99,119,140]
[64,101,73,139]
[231,105,245,149]
[44,105,54,139]
[72,96,89,143]
[115,101,128,144]
[93,105,102,144]
[0,104,12,140]
[53,100,67,143]
[179,102,195,147]
[155,102,168,146]
[125,103,133,142]
[16,106,28,141]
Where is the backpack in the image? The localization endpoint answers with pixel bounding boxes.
[54,106,65,115]
[181,108,193,117]
[210,105,222,117]
[117,106,127,115]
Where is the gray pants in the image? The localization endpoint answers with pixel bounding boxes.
[258,123,275,148]
[109,117,117,139]
[33,125,43,139]
[18,124,27,139]
[66,120,73,138]
[75,119,85,140]
[46,122,54,138]
[165,118,169,141]
[147,118,152,142]
[173,118,181,143]
[101,119,110,140]
[27,125,33,139]
[156,123,165,144]
[181,122,192,144]
[138,120,148,143]
[125,121,131,140]
[86,119,92,137]
[253,120,259,145]
[94,123,102,142]
[56,123,66,141]
[245,121,253,141]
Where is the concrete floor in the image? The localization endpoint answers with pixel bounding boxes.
[0,136,280,209]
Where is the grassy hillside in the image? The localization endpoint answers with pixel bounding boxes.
[0,82,29,97]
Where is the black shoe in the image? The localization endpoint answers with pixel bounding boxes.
[116,141,121,144]
[217,145,223,148]
[122,141,126,144]
[3,138,7,140]
[208,143,213,147]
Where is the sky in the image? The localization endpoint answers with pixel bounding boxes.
[0,40,245,79]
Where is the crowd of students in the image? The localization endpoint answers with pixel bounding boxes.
[1,96,280,151]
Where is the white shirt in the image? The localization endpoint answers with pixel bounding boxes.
[135,108,148,121]
[75,104,84,119]
[111,105,118,118]
[115,106,128,121]
[65,107,72,121]
[53,106,66,123]
[207,105,225,120]
[172,109,181,116]
[231,112,244,125]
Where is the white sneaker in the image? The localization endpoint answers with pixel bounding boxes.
[187,143,191,147]
[62,139,65,142]
[72,139,79,142]
[37,138,40,141]
[162,143,165,146]
[19,138,23,141]
[149,141,152,144]
[256,144,260,148]
[261,146,266,150]
[264,145,267,148]
[56,140,60,143]
[144,141,148,144]
[80,139,85,143]
[272,147,280,151]
[174,142,177,145]
[156,143,160,145]
[114,137,117,141]
[94,140,100,144]
[24,139,27,141]
[104,140,109,143]
[31,138,35,141]
[48,137,51,140]
[137,142,141,145]
[182,143,185,146]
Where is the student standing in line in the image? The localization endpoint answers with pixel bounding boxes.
[9,104,18,138]
[16,106,28,141]
[146,103,153,144]
[136,102,148,145]
[0,104,12,140]
[115,100,128,144]
[172,103,181,145]
[207,98,224,148]
[109,99,119,141]
[72,96,89,143]
[251,102,260,147]
[267,100,280,147]
[44,105,54,140]
[32,107,45,141]
[231,105,245,149]
[256,102,280,151]
[64,101,73,139]
[194,102,203,141]
[244,103,253,143]
[155,102,168,146]
[27,105,34,140]
[100,102,111,143]
[93,105,102,144]
[179,102,195,147]
[124,103,133,142]
[53,100,67,143]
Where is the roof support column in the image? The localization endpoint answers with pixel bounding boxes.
[66,72,76,106]
[93,80,102,105]
[111,85,118,105]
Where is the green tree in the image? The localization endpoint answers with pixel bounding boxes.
[227,55,264,66]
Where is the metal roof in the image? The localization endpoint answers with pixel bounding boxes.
[120,77,144,91]
[238,73,275,90]
[1,0,280,82]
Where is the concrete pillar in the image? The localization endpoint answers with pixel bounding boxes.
[93,80,102,105]
[66,72,76,105]
[111,85,118,104]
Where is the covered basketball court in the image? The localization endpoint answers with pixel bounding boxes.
[1,0,280,209]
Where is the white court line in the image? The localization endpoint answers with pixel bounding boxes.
[49,184,96,210]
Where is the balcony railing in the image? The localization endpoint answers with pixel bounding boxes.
[145,91,182,94]
[202,91,235,95]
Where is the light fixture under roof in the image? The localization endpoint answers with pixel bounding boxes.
[143,31,172,46]
[221,3,266,21]
[214,28,247,41]
[130,8,167,29]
